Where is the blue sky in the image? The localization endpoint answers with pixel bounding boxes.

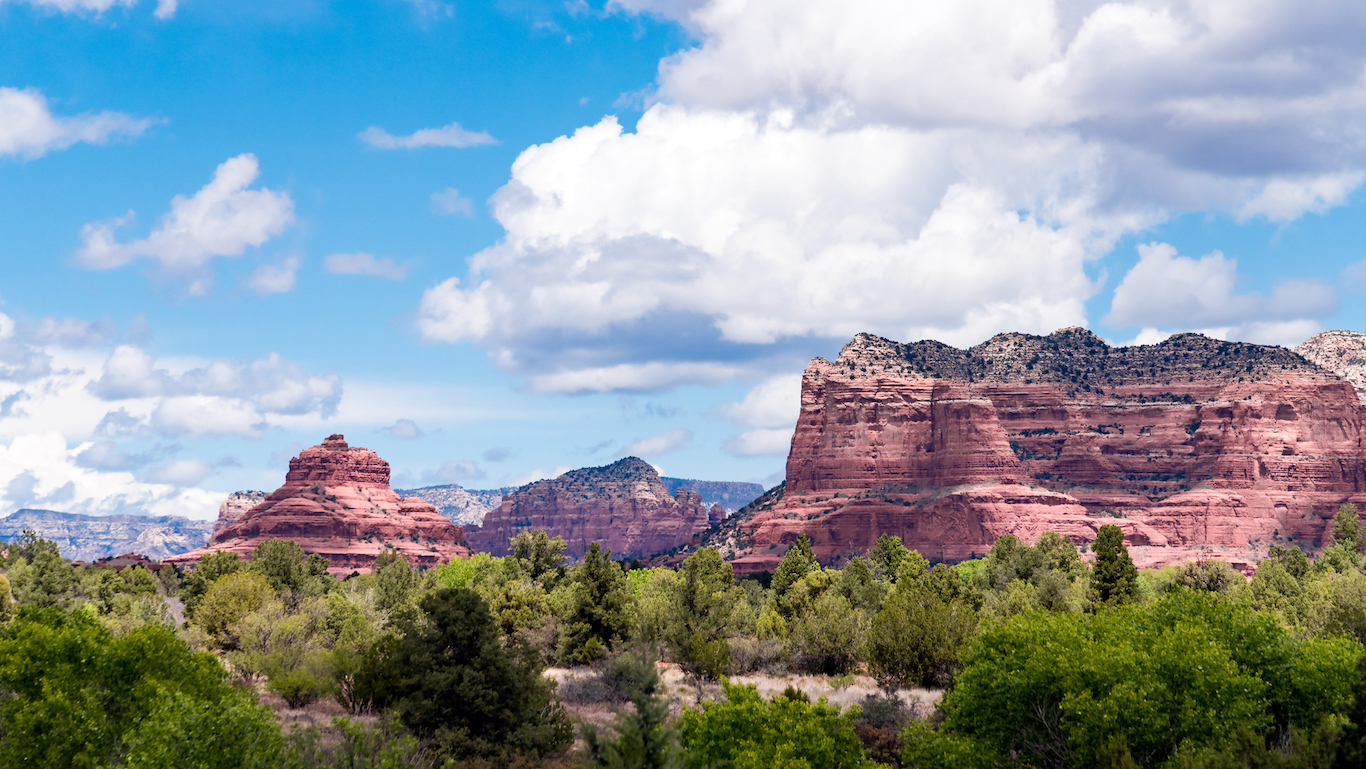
[3,0,1366,520]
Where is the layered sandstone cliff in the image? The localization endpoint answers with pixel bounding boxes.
[727,328,1366,573]
[468,457,711,560]
[168,435,468,572]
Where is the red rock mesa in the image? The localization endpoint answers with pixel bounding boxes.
[724,328,1366,573]
[469,457,710,560]
[168,435,467,572]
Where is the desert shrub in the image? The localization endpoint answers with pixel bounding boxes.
[725,635,785,675]
[582,647,680,769]
[180,550,243,618]
[279,714,434,769]
[678,680,879,769]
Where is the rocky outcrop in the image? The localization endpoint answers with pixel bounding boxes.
[213,491,266,536]
[1296,330,1366,398]
[167,435,468,572]
[727,328,1366,573]
[0,509,212,562]
[468,457,711,560]
[394,484,512,527]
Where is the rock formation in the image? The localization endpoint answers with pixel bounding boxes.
[0,510,213,562]
[724,328,1366,573]
[213,491,266,536]
[394,484,512,527]
[167,435,468,572]
[468,457,711,560]
[1296,330,1366,398]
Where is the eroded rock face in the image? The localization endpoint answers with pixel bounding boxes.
[0,510,213,562]
[212,491,266,536]
[167,435,467,572]
[728,328,1366,573]
[1296,330,1366,398]
[468,457,711,560]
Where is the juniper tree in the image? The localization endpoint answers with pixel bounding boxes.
[1090,524,1138,607]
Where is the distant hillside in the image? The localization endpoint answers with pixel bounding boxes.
[0,509,213,562]
[661,477,765,511]
[395,484,514,527]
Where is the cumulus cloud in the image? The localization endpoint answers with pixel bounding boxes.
[244,257,301,294]
[431,187,474,217]
[0,431,220,519]
[621,427,692,457]
[142,457,215,486]
[0,87,153,159]
[86,346,342,439]
[418,0,1366,390]
[719,373,801,456]
[31,317,116,347]
[77,153,295,274]
[358,122,496,150]
[323,252,411,280]
[1106,242,1336,344]
[382,418,424,440]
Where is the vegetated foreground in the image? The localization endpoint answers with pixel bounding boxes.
[6,506,1366,768]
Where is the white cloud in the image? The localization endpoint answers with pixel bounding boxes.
[87,346,342,439]
[419,0,1366,390]
[323,252,411,280]
[358,122,496,150]
[77,154,295,274]
[31,317,116,347]
[621,427,692,457]
[719,373,801,456]
[381,418,424,440]
[723,428,792,457]
[510,464,574,486]
[523,361,747,394]
[1106,242,1337,339]
[0,431,220,520]
[244,257,301,294]
[431,187,474,217]
[142,457,214,486]
[0,87,153,159]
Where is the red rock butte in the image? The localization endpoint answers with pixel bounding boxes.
[468,457,710,560]
[167,435,468,572]
[725,328,1366,574]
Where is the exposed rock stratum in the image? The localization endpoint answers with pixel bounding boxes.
[722,328,1366,573]
[168,435,467,572]
[468,457,711,560]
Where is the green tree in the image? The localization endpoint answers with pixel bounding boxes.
[0,606,280,768]
[870,533,910,581]
[583,647,680,769]
[510,529,568,589]
[389,587,571,762]
[679,680,879,769]
[558,542,633,664]
[664,548,743,685]
[788,589,865,674]
[772,533,816,614]
[1091,524,1139,607]
[866,580,977,689]
[0,575,13,623]
[250,539,311,594]
[930,592,1359,768]
[180,550,243,618]
[1335,503,1362,552]
[11,546,76,608]
[834,556,885,613]
[373,549,418,612]
[195,571,275,648]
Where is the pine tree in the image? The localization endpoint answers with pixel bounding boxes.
[1335,503,1363,552]
[583,648,679,769]
[772,533,816,603]
[1090,524,1138,607]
